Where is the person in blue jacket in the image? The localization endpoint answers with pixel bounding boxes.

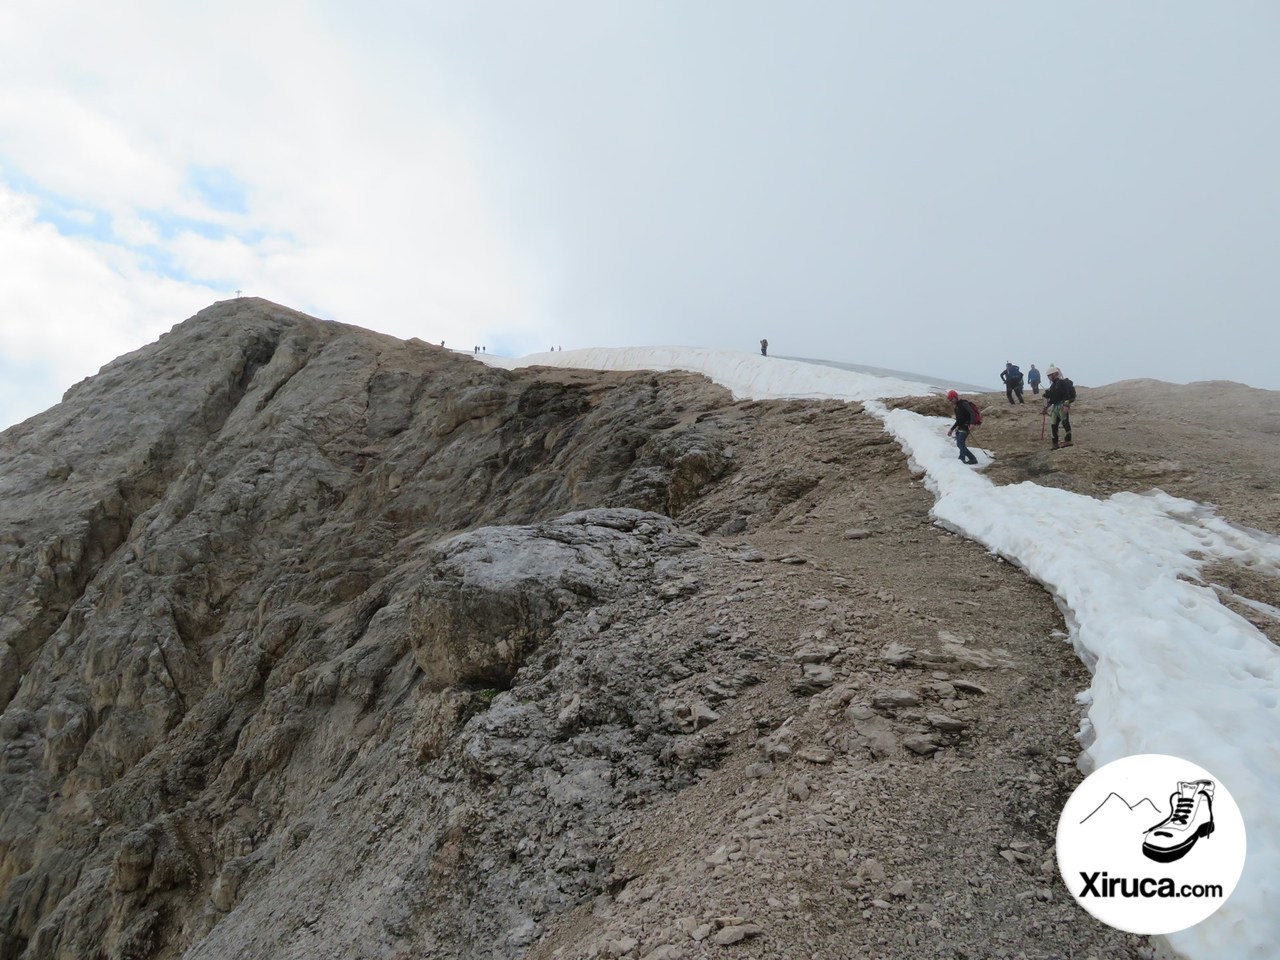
[1027,364,1042,395]
[1000,361,1025,404]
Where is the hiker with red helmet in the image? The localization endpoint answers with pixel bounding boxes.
[945,390,979,465]
[1041,365,1077,449]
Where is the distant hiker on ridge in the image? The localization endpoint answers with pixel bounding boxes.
[1027,364,1041,395]
[760,338,768,357]
[1041,365,1077,449]
[946,390,980,465]
[1000,361,1025,404]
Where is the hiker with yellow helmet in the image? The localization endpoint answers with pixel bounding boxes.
[1041,365,1077,449]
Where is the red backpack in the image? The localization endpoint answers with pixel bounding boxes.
[962,399,982,426]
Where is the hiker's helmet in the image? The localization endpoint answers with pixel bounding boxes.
[946,390,958,401]
[1046,365,1061,379]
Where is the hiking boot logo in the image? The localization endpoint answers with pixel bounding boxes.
[1142,780,1215,863]
[1056,754,1247,936]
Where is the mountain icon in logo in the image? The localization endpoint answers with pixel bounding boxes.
[1080,792,1162,828]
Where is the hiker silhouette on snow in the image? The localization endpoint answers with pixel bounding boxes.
[946,390,979,465]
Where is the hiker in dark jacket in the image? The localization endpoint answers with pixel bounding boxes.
[946,390,979,465]
[1000,361,1025,404]
[1041,365,1076,448]
[1027,364,1042,395]
[760,338,768,356]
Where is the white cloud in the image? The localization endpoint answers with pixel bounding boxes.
[0,184,220,426]
[1,0,1277,432]
[0,1,549,428]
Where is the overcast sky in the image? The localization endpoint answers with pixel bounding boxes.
[2,1,1277,430]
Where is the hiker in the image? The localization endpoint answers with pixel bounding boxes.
[945,390,979,465]
[1041,365,1077,449]
[1027,364,1041,395]
[760,338,768,356]
[1000,361,1025,404]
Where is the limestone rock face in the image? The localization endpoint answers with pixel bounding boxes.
[0,299,736,960]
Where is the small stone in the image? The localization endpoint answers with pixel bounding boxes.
[690,703,720,730]
[879,642,916,666]
[889,880,914,899]
[903,735,939,756]
[557,695,582,728]
[706,846,731,866]
[787,779,811,801]
[843,528,872,540]
[872,689,921,709]
[999,848,1034,863]
[762,741,792,761]
[779,555,807,565]
[926,713,967,732]
[712,924,763,945]
[795,647,831,664]
[857,858,886,882]
[951,680,989,695]
[796,746,835,764]
[745,762,774,779]
[865,731,899,758]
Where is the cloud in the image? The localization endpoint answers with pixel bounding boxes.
[0,1,551,429]
[0,184,221,427]
[1,0,1277,432]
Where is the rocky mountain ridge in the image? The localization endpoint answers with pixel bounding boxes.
[3,299,1275,960]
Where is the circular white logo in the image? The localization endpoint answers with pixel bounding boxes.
[1056,754,1246,934]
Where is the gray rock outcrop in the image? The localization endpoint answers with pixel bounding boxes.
[0,300,736,960]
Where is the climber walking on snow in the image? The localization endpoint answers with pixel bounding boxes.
[1000,362,1025,404]
[1041,365,1076,449]
[946,390,980,465]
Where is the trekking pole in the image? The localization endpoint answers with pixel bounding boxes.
[1040,408,1046,440]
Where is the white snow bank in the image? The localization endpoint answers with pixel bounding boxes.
[870,400,1280,960]
[482,347,936,401]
